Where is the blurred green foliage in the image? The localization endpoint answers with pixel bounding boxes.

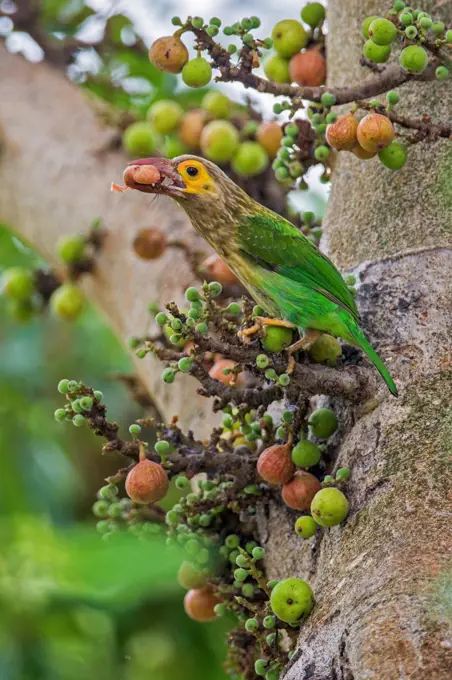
[1,1,233,675]
[0,221,228,679]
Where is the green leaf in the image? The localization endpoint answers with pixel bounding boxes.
[0,518,182,612]
[62,5,96,30]
[40,0,93,25]
[106,14,133,44]
[82,79,134,110]
[113,49,177,91]
[63,529,182,606]
[40,0,72,21]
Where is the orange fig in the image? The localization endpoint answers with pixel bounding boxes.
[257,443,295,486]
[357,113,395,153]
[289,48,326,87]
[133,228,167,260]
[184,587,220,622]
[281,471,321,510]
[149,35,188,74]
[325,113,359,151]
[125,459,169,504]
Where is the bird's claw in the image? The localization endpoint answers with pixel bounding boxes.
[284,330,322,374]
[286,354,296,375]
[285,329,321,354]
[238,317,295,345]
[238,318,265,344]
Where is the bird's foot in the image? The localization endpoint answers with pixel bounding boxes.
[238,319,264,344]
[255,317,296,329]
[238,317,296,344]
[285,329,322,374]
[286,354,296,375]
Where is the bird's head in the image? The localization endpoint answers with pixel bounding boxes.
[113,154,252,248]
[113,154,251,224]
[119,154,231,201]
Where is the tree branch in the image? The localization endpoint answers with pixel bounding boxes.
[188,22,437,105]
[187,332,370,401]
[219,61,436,105]
[356,101,452,140]
[70,382,260,488]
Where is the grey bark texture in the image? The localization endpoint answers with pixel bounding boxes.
[274,1,452,678]
[1,0,452,676]
[0,44,213,436]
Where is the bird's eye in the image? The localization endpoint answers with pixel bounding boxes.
[186,166,199,177]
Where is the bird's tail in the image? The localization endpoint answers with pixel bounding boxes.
[342,317,398,396]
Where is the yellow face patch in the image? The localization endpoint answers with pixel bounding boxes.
[176,159,216,195]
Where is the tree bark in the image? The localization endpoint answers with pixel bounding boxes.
[269,1,452,678]
[1,0,452,675]
[0,44,213,436]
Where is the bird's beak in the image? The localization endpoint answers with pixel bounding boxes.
[111,157,186,197]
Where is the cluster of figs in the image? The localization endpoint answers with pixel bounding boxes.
[326,110,408,170]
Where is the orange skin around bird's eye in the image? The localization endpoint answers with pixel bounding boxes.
[176,160,216,194]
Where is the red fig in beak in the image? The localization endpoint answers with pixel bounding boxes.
[111,163,161,193]
[111,157,186,196]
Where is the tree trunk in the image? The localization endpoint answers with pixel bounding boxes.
[1,0,452,675]
[269,1,452,678]
[0,44,213,435]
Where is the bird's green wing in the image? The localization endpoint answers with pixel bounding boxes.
[237,212,359,320]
